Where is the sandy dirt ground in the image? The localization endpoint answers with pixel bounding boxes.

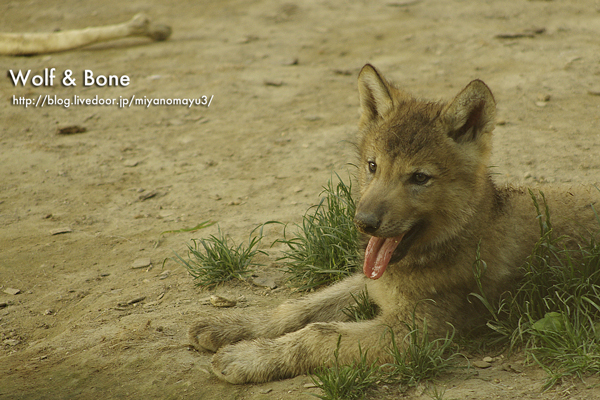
[1,0,600,399]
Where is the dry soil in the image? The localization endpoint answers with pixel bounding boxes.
[2,0,600,399]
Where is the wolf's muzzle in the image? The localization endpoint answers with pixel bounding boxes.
[354,211,381,235]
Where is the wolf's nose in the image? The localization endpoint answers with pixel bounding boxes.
[354,212,381,235]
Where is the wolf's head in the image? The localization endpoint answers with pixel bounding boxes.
[353,64,496,279]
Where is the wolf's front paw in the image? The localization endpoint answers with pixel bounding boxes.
[212,340,286,384]
[189,321,217,352]
[189,315,257,353]
[211,343,254,384]
[188,320,231,353]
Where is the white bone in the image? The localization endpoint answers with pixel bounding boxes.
[0,13,171,56]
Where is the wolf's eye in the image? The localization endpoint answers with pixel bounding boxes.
[412,172,430,185]
[367,161,377,174]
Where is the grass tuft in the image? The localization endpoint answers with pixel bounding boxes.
[311,310,460,399]
[277,173,360,291]
[426,385,449,400]
[472,189,600,388]
[382,306,460,387]
[310,336,379,400]
[175,225,267,289]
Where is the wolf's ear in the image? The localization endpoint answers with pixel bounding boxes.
[442,79,496,144]
[358,64,395,122]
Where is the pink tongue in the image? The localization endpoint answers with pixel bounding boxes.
[363,235,405,280]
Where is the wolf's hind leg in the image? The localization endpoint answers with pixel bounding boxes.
[190,274,369,352]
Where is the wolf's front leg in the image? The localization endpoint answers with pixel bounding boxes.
[190,274,368,352]
[211,319,392,384]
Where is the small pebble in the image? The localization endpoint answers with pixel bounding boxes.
[473,360,492,369]
[251,276,278,290]
[127,297,146,305]
[56,125,86,135]
[139,190,158,201]
[483,356,493,363]
[264,79,283,87]
[123,160,139,167]
[50,227,72,235]
[210,295,236,308]
[132,258,152,269]
[537,94,551,102]
[502,364,523,373]
[281,58,298,66]
[3,288,21,295]
[158,270,171,280]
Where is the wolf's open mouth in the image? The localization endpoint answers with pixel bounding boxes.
[363,222,423,280]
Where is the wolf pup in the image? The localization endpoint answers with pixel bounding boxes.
[189,64,600,384]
